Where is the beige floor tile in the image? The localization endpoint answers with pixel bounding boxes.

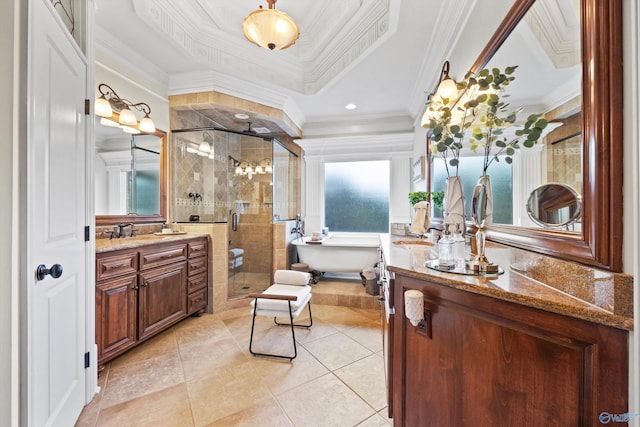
[108,328,178,368]
[293,319,340,344]
[303,333,373,371]
[276,373,375,426]
[248,345,330,395]
[186,361,273,425]
[334,354,387,411]
[204,396,293,427]
[180,336,250,383]
[312,305,377,331]
[101,351,185,409]
[96,384,194,427]
[82,304,385,427]
[174,314,235,346]
[357,412,393,426]
[342,322,384,353]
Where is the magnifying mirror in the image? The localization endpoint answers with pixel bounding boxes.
[470,176,498,273]
[526,183,582,229]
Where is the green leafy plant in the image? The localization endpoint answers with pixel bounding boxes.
[408,191,444,209]
[423,66,549,176]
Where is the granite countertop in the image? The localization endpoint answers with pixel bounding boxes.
[380,233,633,331]
[96,233,208,253]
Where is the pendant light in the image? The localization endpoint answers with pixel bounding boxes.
[242,0,299,51]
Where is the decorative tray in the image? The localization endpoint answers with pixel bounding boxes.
[424,259,504,277]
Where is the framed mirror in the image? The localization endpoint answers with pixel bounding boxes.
[460,0,623,271]
[95,115,167,226]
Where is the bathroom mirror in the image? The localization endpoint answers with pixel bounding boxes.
[95,115,167,225]
[465,0,622,271]
[526,183,581,229]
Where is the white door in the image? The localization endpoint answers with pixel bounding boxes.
[28,0,88,425]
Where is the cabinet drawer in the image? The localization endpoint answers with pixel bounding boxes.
[188,288,207,313]
[188,272,207,293]
[139,244,187,270]
[96,251,138,281]
[188,240,207,258]
[188,256,207,276]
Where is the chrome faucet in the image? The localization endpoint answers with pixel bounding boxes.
[290,214,304,240]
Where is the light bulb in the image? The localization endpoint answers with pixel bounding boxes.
[435,78,458,103]
[138,114,156,133]
[118,106,137,125]
[95,95,113,117]
[265,164,272,173]
[235,166,243,175]
[256,165,264,174]
[198,141,211,153]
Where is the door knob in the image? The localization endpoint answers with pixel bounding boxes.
[35,264,63,281]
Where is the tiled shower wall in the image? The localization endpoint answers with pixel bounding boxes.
[172,131,232,223]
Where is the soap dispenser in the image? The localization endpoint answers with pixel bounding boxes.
[453,223,466,269]
[438,223,455,270]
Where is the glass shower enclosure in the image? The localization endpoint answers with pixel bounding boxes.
[171,128,298,299]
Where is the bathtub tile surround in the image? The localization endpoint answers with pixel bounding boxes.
[75,305,390,427]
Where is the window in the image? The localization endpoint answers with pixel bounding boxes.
[324,161,390,232]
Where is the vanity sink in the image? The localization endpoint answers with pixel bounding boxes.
[392,240,434,246]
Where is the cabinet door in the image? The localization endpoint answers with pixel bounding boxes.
[138,262,188,341]
[394,275,628,427]
[96,275,138,364]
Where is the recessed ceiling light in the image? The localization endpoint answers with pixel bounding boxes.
[345,103,357,110]
[235,113,250,120]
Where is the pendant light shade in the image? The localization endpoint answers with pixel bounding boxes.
[95,95,113,117]
[118,106,138,126]
[138,114,156,133]
[243,0,299,51]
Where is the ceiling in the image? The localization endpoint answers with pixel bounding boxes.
[94,0,580,139]
[95,0,471,137]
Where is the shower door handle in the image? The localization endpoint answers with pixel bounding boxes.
[231,212,238,231]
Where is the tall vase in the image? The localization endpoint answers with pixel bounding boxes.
[443,176,464,226]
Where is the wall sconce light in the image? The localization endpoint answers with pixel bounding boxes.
[404,290,424,327]
[433,61,458,102]
[421,61,462,127]
[95,83,156,133]
[242,0,300,51]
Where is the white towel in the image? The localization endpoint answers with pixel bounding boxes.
[409,201,431,236]
[274,270,311,286]
[229,248,244,257]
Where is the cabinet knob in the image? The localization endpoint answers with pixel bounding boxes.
[131,285,139,290]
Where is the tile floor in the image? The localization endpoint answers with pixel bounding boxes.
[75,278,390,427]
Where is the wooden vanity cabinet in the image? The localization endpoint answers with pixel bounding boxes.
[391,274,628,427]
[96,237,208,367]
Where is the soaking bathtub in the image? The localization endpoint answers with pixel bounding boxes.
[291,233,380,273]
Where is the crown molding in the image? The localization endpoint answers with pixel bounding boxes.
[134,0,399,95]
